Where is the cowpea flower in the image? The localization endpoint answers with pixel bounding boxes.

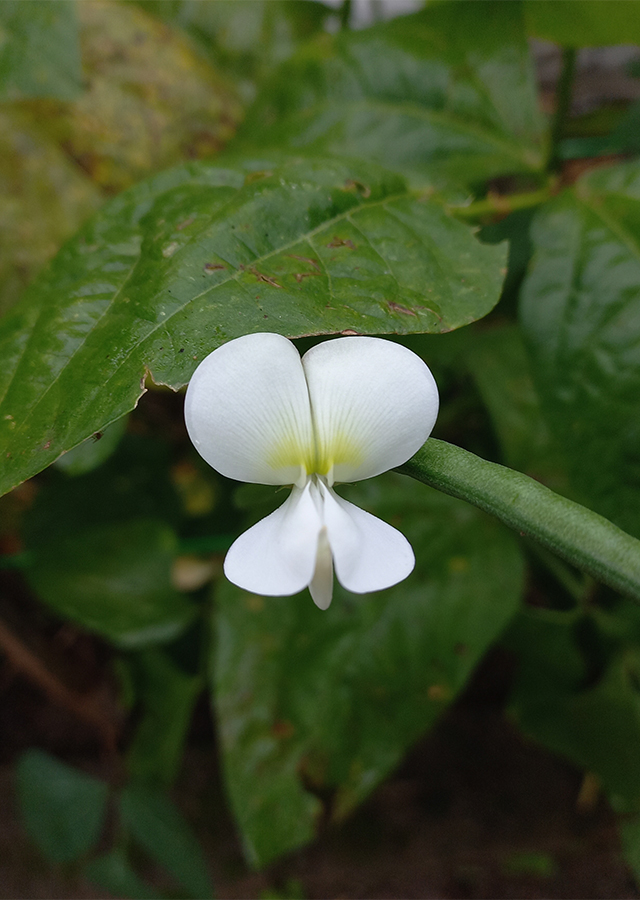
[184,333,438,610]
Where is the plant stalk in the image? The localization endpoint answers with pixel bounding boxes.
[549,46,577,171]
[398,439,640,603]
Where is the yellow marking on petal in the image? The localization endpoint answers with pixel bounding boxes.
[267,429,364,480]
[267,434,315,475]
[314,430,365,478]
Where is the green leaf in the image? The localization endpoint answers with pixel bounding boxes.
[466,325,569,491]
[17,749,108,863]
[0,156,507,497]
[120,784,214,899]
[24,518,195,648]
[127,648,203,786]
[84,848,158,900]
[54,416,128,476]
[239,2,546,189]
[0,1,83,101]
[511,647,640,802]
[212,474,524,867]
[525,0,640,47]
[520,160,640,538]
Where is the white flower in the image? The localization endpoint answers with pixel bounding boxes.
[184,333,439,610]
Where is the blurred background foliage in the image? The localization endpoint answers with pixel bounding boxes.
[1,1,640,897]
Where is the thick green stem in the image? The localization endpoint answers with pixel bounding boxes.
[549,46,577,171]
[397,440,640,603]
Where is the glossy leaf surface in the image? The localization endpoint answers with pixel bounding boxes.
[0,1,82,101]
[17,750,108,863]
[240,2,546,189]
[520,161,640,537]
[24,518,195,648]
[212,474,524,866]
[0,156,506,497]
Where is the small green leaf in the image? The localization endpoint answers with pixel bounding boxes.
[525,0,640,47]
[120,784,214,899]
[212,474,524,867]
[24,518,195,648]
[0,156,506,497]
[240,2,546,188]
[17,749,108,863]
[0,1,83,101]
[84,848,158,900]
[520,160,640,538]
[127,648,203,786]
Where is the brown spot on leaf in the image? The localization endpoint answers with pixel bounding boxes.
[204,262,227,273]
[249,267,282,288]
[43,441,51,450]
[272,720,295,740]
[388,302,417,317]
[343,178,371,198]
[244,170,273,184]
[295,272,320,283]
[176,216,195,231]
[341,329,359,336]
[328,237,356,250]
[287,254,320,271]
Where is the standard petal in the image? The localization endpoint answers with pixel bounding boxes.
[302,337,439,483]
[320,483,415,594]
[185,333,314,485]
[224,483,322,596]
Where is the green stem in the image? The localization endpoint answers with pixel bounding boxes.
[397,440,640,604]
[339,0,352,30]
[447,182,556,222]
[549,46,577,171]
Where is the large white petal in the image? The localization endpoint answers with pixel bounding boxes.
[320,483,415,594]
[320,485,415,594]
[185,333,314,485]
[224,483,322,596]
[302,337,438,483]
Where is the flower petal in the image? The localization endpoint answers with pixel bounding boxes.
[308,526,334,610]
[224,483,322,596]
[185,333,314,485]
[302,337,439,484]
[320,483,415,594]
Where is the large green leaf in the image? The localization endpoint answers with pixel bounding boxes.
[0,1,83,101]
[0,156,506,497]
[212,474,524,867]
[525,0,640,47]
[239,2,546,189]
[17,749,108,864]
[466,324,569,492]
[24,518,195,648]
[520,160,640,537]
